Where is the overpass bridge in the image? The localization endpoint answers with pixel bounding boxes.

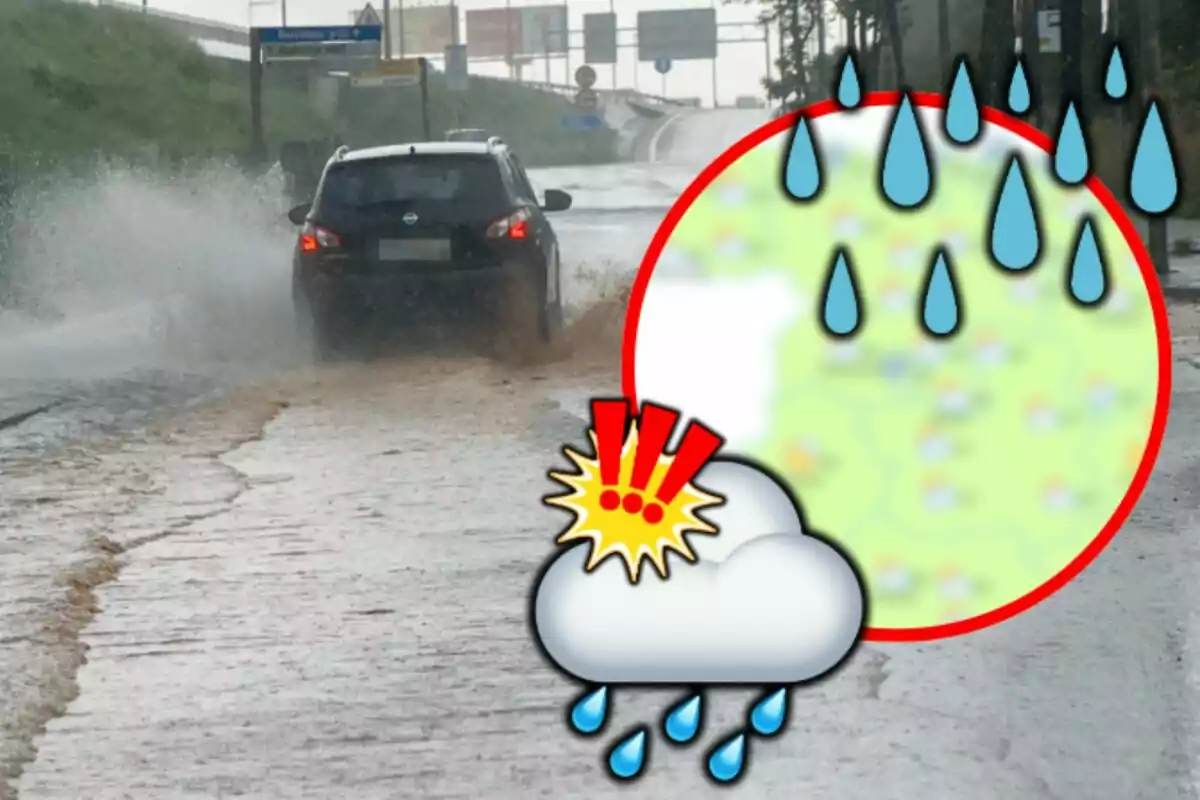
[95,0,250,46]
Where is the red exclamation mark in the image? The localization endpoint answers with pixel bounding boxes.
[645,421,724,524]
[623,403,679,516]
[591,399,630,511]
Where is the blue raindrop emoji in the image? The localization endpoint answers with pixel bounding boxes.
[945,60,980,144]
[664,694,702,744]
[881,94,932,209]
[822,249,861,336]
[1069,217,1108,306]
[1053,102,1090,184]
[707,732,747,783]
[785,116,821,200]
[1105,45,1128,99]
[837,52,862,108]
[607,728,647,780]
[749,688,788,737]
[989,156,1041,270]
[570,686,608,735]
[1130,101,1179,215]
[921,249,961,336]
[1008,59,1031,115]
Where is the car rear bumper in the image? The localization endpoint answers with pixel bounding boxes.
[295,259,517,314]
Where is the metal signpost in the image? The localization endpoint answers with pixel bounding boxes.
[636,9,717,62]
[582,12,617,87]
[249,24,382,163]
[563,62,602,134]
[466,4,568,78]
[350,57,432,140]
[444,43,469,92]
[654,55,672,97]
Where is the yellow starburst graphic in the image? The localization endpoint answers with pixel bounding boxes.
[546,424,725,584]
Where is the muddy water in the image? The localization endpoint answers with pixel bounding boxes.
[0,110,777,796]
[0,166,649,796]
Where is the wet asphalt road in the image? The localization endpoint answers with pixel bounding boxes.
[6,109,1200,798]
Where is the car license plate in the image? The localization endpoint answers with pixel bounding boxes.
[378,238,450,261]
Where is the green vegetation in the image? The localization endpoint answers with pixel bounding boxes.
[338,72,617,167]
[0,1,615,174]
[742,0,1199,216]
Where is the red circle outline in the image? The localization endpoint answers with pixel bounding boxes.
[620,91,1174,643]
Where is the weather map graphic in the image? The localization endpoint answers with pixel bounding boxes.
[624,51,1175,638]
[530,399,865,783]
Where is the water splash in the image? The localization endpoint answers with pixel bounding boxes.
[837,52,862,108]
[1130,101,1179,214]
[822,249,861,336]
[708,732,747,783]
[1069,217,1108,305]
[945,61,980,144]
[1053,102,1090,184]
[989,157,1041,270]
[608,728,647,780]
[785,117,821,200]
[749,688,788,736]
[1008,59,1031,115]
[881,94,932,208]
[664,694,702,744]
[921,250,961,336]
[570,686,608,735]
[1105,45,1128,99]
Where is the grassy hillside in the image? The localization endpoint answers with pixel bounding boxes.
[337,71,617,166]
[0,1,615,173]
[0,1,329,168]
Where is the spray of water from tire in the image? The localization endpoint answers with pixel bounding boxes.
[0,161,308,386]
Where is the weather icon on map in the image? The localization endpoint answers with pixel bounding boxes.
[529,399,866,785]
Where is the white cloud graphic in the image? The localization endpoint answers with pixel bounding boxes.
[532,459,865,685]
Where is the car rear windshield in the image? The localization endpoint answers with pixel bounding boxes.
[315,154,506,216]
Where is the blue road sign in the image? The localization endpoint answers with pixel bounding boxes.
[258,26,382,44]
[561,114,604,132]
[654,56,672,75]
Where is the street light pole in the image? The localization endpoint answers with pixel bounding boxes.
[610,0,617,91]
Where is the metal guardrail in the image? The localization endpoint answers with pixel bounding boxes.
[501,80,690,108]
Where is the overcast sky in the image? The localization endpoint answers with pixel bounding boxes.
[125,0,789,105]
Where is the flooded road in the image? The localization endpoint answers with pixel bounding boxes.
[7,109,1200,799]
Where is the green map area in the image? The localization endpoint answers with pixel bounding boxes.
[658,114,1162,630]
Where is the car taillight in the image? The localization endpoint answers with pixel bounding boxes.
[486,208,531,240]
[299,221,340,252]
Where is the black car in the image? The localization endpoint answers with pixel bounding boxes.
[287,140,572,358]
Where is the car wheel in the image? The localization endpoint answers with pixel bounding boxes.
[495,260,546,359]
[541,252,564,343]
[295,292,350,362]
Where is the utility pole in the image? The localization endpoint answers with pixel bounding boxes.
[1140,0,1170,276]
[505,0,514,79]
[383,0,391,60]
[610,0,617,91]
[711,0,719,107]
[937,0,950,85]
[1060,0,1083,102]
[816,0,827,94]
[280,0,287,27]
